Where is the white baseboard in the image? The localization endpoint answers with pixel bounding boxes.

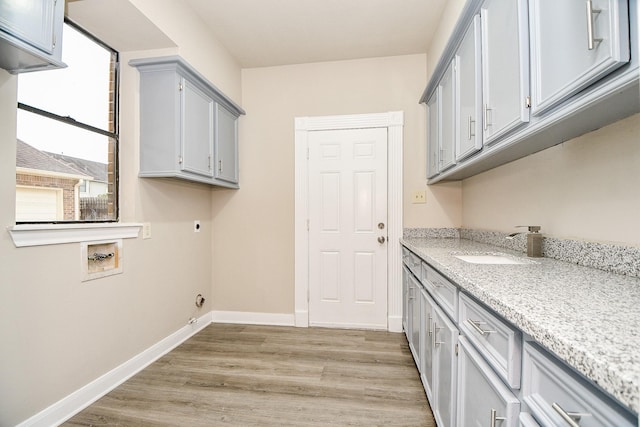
[294,309,309,327]
[212,310,295,326]
[17,311,213,427]
[387,315,403,333]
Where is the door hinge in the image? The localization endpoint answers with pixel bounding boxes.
[178,156,183,164]
[525,96,531,108]
[306,147,309,160]
[179,83,184,91]
[455,343,459,356]
[307,219,310,231]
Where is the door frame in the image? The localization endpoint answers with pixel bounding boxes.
[294,112,404,332]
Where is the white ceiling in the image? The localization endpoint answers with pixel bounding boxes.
[181,0,448,68]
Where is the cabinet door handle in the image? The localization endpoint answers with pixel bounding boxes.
[467,319,496,335]
[433,324,444,346]
[552,402,591,427]
[484,104,492,130]
[490,409,506,427]
[428,314,433,337]
[218,159,223,173]
[586,0,602,50]
[468,115,475,140]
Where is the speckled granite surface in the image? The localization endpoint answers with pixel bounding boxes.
[458,228,640,278]
[401,236,640,414]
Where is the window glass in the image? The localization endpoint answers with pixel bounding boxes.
[16,21,118,223]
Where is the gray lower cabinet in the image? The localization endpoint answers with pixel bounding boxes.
[408,273,422,366]
[457,336,520,427]
[420,288,435,401]
[432,304,459,427]
[522,342,636,427]
[0,0,65,73]
[459,293,522,389]
[130,56,245,188]
[402,265,410,336]
[401,245,637,427]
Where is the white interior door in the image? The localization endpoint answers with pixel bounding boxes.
[308,127,388,329]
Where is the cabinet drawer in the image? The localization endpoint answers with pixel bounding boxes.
[402,247,422,279]
[522,342,636,427]
[457,336,520,427]
[459,293,522,388]
[421,263,457,321]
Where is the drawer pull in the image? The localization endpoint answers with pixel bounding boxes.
[467,319,496,335]
[552,402,591,427]
[490,408,506,427]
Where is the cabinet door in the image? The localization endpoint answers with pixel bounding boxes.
[529,0,629,116]
[419,289,435,401]
[457,336,520,427]
[408,275,421,366]
[456,15,483,161]
[215,103,239,183]
[0,0,56,54]
[432,305,458,427]
[181,78,214,177]
[402,265,410,338]
[439,60,456,171]
[426,89,440,179]
[481,0,530,145]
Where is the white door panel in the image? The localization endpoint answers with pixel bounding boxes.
[308,127,388,329]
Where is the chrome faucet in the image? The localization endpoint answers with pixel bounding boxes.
[506,226,542,257]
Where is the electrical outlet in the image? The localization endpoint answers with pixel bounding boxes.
[142,222,152,239]
[194,220,201,232]
[412,190,427,204]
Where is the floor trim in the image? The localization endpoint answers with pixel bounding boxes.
[212,310,295,326]
[16,312,213,427]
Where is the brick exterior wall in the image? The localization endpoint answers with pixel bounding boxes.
[16,173,79,220]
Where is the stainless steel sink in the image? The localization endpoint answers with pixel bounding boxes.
[454,254,532,265]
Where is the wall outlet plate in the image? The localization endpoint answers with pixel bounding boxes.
[412,190,427,204]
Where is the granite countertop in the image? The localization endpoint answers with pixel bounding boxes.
[401,236,640,414]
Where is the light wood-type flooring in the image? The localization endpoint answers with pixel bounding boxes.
[64,324,435,426]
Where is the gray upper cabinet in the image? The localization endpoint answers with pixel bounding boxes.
[215,104,239,183]
[481,0,530,145]
[529,0,630,116]
[181,78,214,178]
[420,0,638,183]
[130,56,245,188]
[0,0,66,73]
[426,60,456,179]
[426,89,440,179]
[439,60,457,171]
[455,15,483,162]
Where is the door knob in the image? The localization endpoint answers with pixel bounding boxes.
[378,222,385,230]
[378,236,386,244]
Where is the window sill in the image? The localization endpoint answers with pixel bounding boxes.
[7,223,142,247]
